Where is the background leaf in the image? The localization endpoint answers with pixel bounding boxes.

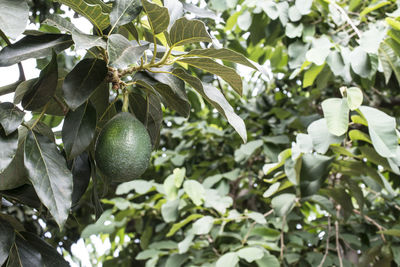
[110,0,142,28]
[321,98,349,136]
[0,0,29,39]
[142,0,169,34]
[0,218,14,266]
[169,17,212,47]
[107,34,149,69]
[0,103,24,135]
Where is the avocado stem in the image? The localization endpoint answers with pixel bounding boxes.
[122,89,129,112]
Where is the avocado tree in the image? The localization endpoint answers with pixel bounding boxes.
[2,0,400,266]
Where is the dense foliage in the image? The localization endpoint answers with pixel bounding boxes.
[1,0,400,266]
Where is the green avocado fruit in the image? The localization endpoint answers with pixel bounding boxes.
[95,112,151,182]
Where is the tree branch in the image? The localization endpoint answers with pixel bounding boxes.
[353,209,386,242]
[318,216,331,267]
[335,205,343,267]
[330,1,362,39]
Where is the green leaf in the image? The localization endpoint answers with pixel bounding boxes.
[263,182,280,198]
[167,214,203,237]
[321,98,349,136]
[345,87,363,110]
[185,48,258,70]
[183,180,205,206]
[305,36,331,65]
[0,128,18,175]
[271,193,296,216]
[349,130,372,143]
[0,0,29,39]
[22,50,58,110]
[0,34,72,67]
[234,140,263,162]
[359,106,399,158]
[237,10,252,31]
[107,34,149,69]
[44,14,106,50]
[300,154,333,197]
[204,189,233,214]
[142,0,169,34]
[360,1,390,18]
[169,17,212,47]
[350,47,374,78]
[0,218,14,266]
[24,131,73,228]
[10,236,44,267]
[178,233,194,253]
[379,229,400,237]
[161,199,180,223]
[307,118,344,154]
[247,212,267,224]
[256,253,280,267]
[171,68,247,142]
[165,254,188,267]
[178,57,243,95]
[284,158,301,185]
[303,64,324,88]
[129,92,162,148]
[285,22,303,38]
[116,179,153,195]
[378,40,400,84]
[70,152,91,206]
[62,58,108,110]
[322,187,353,220]
[54,0,110,30]
[192,216,214,235]
[237,247,264,262]
[142,70,191,117]
[110,0,142,28]
[0,103,24,135]
[295,0,312,15]
[62,101,97,160]
[360,26,385,54]
[216,252,239,267]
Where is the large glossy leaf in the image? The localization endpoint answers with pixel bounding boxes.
[359,106,399,158]
[62,101,97,160]
[0,128,18,175]
[142,0,169,34]
[0,103,24,135]
[129,92,163,148]
[0,218,14,266]
[24,131,73,228]
[216,252,239,267]
[110,0,142,28]
[168,17,212,47]
[0,0,29,39]
[107,34,149,68]
[22,50,58,110]
[345,87,363,111]
[178,57,243,95]
[237,247,264,262]
[171,68,247,142]
[0,34,72,67]
[350,46,374,78]
[70,152,91,206]
[143,70,191,117]
[271,193,296,216]
[21,232,69,267]
[307,118,344,154]
[62,58,108,110]
[321,98,349,136]
[54,0,110,30]
[300,154,334,197]
[183,180,205,206]
[7,236,44,267]
[44,14,106,50]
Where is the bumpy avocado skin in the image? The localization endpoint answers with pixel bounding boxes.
[95,112,152,182]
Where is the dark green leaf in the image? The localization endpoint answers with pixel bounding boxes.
[0,103,24,135]
[182,2,218,20]
[70,152,91,206]
[0,34,73,67]
[110,0,142,28]
[322,187,353,220]
[0,218,14,266]
[168,17,212,47]
[143,70,191,117]
[171,68,247,142]
[44,14,106,50]
[14,79,37,104]
[378,40,400,84]
[107,34,149,68]
[62,58,108,110]
[129,92,162,148]
[0,185,41,209]
[21,232,69,267]
[62,101,97,160]
[22,50,58,110]
[10,236,44,267]
[0,0,29,39]
[54,0,110,30]
[142,0,169,34]
[0,128,18,175]
[24,131,73,228]
[300,154,334,197]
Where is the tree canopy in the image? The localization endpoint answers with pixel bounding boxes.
[1,0,400,266]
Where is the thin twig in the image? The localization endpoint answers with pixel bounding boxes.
[318,216,332,267]
[335,205,343,267]
[353,209,386,242]
[280,215,286,261]
[330,1,362,38]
